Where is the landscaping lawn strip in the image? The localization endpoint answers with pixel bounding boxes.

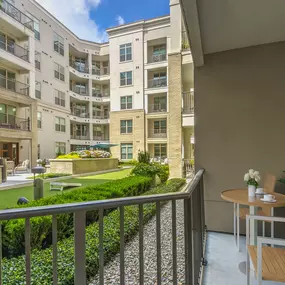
[2,178,185,285]
[2,175,151,258]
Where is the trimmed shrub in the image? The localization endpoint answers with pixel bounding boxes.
[156,164,169,183]
[2,178,185,285]
[2,176,152,258]
[138,151,151,164]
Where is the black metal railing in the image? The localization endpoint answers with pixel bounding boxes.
[0,75,29,96]
[69,60,89,74]
[183,91,194,114]
[0,38,29,62]
[70,84,89,96]
[148,78,167,88]
[0,113,30,131]
[0,0,34,31]
[0,169,206,285]
[148,103,167,113]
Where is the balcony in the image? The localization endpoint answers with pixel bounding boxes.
[70,134,90,140]
[0,75,29,96]
[0,169,206,285]
[183,91,194,114]
[93,135,109,141]
[0,0,34,31]
[0,38,29,62]
[70,84,89,97]
[148,103,167,113]
[92,68,110,76]
[148,77,167,89]
[149,53,167,63]
[148,128,167,138]
[0,113,30,131]
[92,91,110,98]
[70,60,89,74]
[71,110,90,118]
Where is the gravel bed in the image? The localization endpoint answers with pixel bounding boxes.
[90,200,185,285]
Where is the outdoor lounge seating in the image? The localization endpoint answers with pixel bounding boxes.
[50,182,82,191]
[14,160,29,173]
[6,161,14,175]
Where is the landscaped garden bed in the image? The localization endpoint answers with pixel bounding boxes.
[50,150,118,174]
[2,178,185,285]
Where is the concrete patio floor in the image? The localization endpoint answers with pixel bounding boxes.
[203,232,283,285]
[0,173,32,189]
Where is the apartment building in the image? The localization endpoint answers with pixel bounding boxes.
[0,0,193,177]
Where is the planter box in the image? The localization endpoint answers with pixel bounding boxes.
[49,158,119,175]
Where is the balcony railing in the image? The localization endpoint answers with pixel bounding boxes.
[92,91,110,98]
[0,75,29,96]
[0,169,206,285]
[70,85,89,96]
[148,103,167,113]
[148,128,167,138]
[70,134,90,140]
[71,110,90,118]
[92,69,101,76]
[0,38,29,62]
[0,113,30,131]
[93,115,109,120]
[148,78,167,88]
[69,60,89,74]
[183,91,194,114]
[149,53,167,63]
[0,0,34,31]
[182,31,190,51]
[93,135,109,141]
[92,68,110,76]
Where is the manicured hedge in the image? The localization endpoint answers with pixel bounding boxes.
[2,178,185,285]
[2,176,152,258]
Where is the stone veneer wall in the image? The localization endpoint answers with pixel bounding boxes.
[49,158,118,175]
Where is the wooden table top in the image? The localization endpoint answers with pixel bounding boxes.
[221,189,285,208]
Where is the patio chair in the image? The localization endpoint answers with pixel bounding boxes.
[15,159,30,173]
[246,215,285,284]
[234,173,276,251]
[6,161,15,175]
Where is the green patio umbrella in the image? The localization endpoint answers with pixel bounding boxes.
[91,143,118,149]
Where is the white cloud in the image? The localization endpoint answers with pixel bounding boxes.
[35,0,108,42]
[116,15,125,25]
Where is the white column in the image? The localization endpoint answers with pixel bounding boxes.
[144,41,148,64]
[29,70,35,98]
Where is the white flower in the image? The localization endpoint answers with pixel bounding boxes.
[255,175,261,182]
[249,169,255,179]
[253,171,260,177]
[244,173,250,182]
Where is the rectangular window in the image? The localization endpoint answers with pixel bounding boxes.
[35,51,41,70]
[37,112,42,128]
[55,142,66,155]
[55,116,66,132]
[154,119,167,133]
[120,43,132,62]
[54,62,65,81]
[120,71,132,86]
[154,144,167,158]
[35,81,41,99]
[53,32,64,56]
[153,96,167,111]
[152,45,167,62]
[120,96,132,110]
[27,12,40,41]
[120,120,132,134]
[121,143,133,160]
[54,89,65,107]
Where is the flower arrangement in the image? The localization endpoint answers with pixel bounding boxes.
[57,150,111,159]
[244,169,261,187]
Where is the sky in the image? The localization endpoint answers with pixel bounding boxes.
[35,0,169,43]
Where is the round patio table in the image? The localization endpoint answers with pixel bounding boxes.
[221,189,285,246]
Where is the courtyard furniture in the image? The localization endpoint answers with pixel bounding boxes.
[246,215,285,284]
[6,160,14,175]
[50,182,82,191]
[15,159,29,173]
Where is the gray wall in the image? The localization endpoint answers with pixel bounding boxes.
[195,41,285,235]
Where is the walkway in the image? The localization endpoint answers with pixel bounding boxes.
[0,173,32,189]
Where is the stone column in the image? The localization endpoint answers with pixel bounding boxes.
[168,53,183,178]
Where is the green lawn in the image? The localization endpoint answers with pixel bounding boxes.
[0,168,131,210]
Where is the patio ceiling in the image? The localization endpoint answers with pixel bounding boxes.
[180,0,285,67]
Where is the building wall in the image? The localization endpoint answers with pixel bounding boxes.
[195,41,285,233]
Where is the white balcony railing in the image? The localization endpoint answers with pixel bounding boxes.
[148,128,167,138]
[183,91,194,114]
[148,103,167,113]
[148,78,167,89]
[149,53,167,63]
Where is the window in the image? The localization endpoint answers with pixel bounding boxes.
[120,71,132,86]
[120,96,132,110]
[152,45,166,62]
[92,61,100,75]
[54,62,65,81]
[73,57,87,73]
[54,89,65,107]
[37,112,42,128]
[93,125,102,138]
[35,51,41,70]
[120,43,132,62]
[154,144,167,158]
[53,32,64,55]
[121,143,133,160]
[154,120,167,133]
[27,12,40,41]
[103,61,109,74]
[120,120,132,134]
[153,96,167,111]
[35,81,41,99]
[55,142,66,155]
[55,116,66,132]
